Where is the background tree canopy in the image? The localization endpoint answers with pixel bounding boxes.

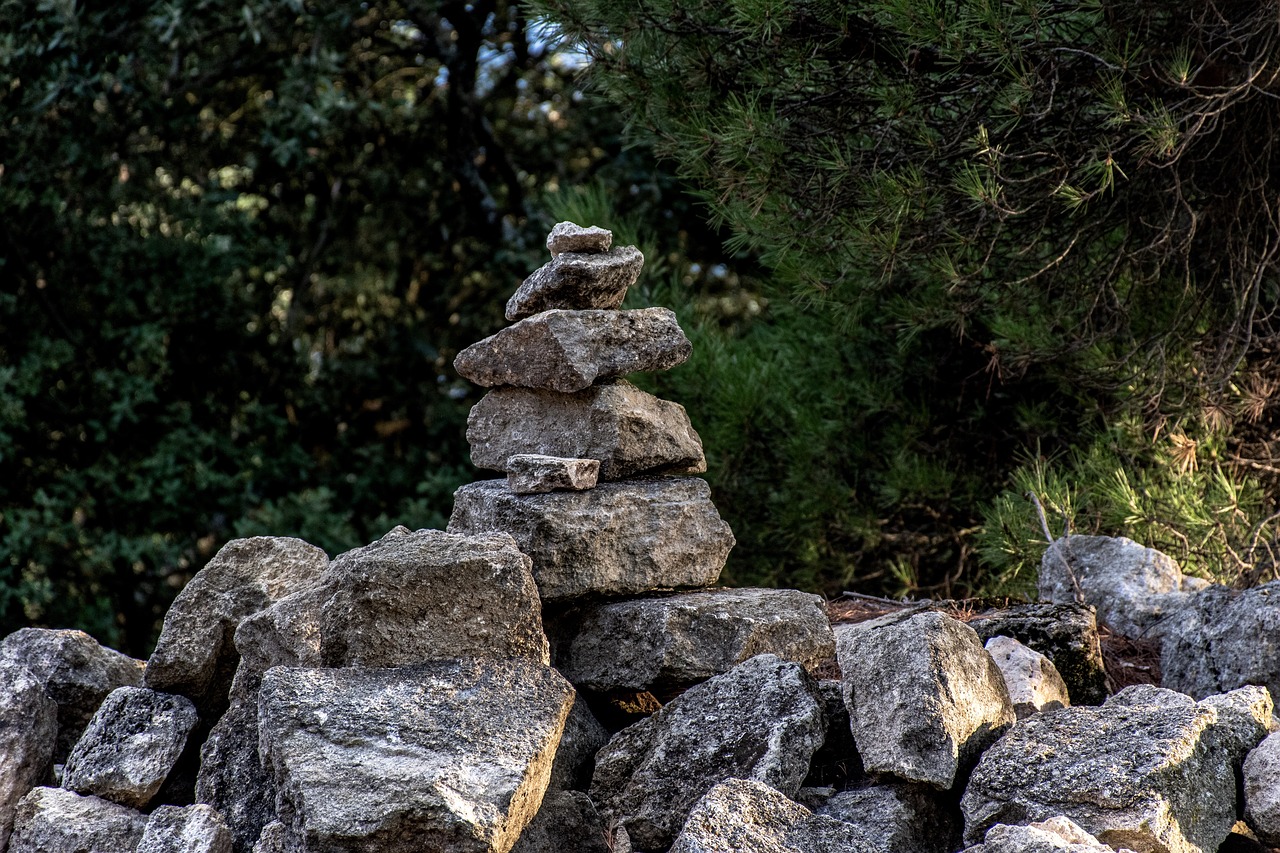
[5,0,1280,656]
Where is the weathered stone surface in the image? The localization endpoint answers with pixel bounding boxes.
[0,664,58,851]
[0,627,146,760]
[961,684,1272,853]
[1245,732,1280,845]
[590,654,825,850]
[1160,581,1280,700]
[197,698,275,853]
[984,635,1071,719]
[258,659,574,853]
[8,786,147,853]
[836,610,1015,789]
[967,817,1132,853]
[508,454,600,495]
[969,603,1107,706]
[510,790,611,853]
[467,381,706,480]
[146,537,329,713]
[251,822,293,853]
[668,778,876,853]
[449,477,735,602]
[547,696,611,792]
[138,804,234,853]
[546,222,612,256]
[62,685,199,809]
[1037,535,1192,639]
[559,588,835,692]
[455,308,691,393]
[816,783,960,853]
[506,245,644,320]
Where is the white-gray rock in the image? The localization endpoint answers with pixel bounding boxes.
[969,603,1107,706]
[138,804,233,853]
[467,381,706,481]
[258,659,574,853]
[967,816,1134,853]
[449,477,734,602]
[836,610,1015,789]
[506,245,644,320]
[1160,581,1280,700]
[1245,731,1280,845]
[62,686,199,809]
[984,635,1071,719]
[507,454,600,495]
[590,654,825,850]
[668,778,876,853]
[455,308,691,393]
[251,822,293,853]
[559,588,835,692]
[961,684,1273,852]
[8,786,147,853]
[546,222,612,256]
[0,664,58,851]
[816,784,959,853]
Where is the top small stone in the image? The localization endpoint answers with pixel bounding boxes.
[547,222,612,256]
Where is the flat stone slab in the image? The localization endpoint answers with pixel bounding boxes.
[506,245,644,320]
[468,380,706,481]
[456,308,691,393]
[507,454,600,495]
[258,660,574,853]
[449,477,735,602]
[559,588,834,692]
[8,786,147,853]
[546,222,612,256]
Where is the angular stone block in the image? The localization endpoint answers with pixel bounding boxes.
[468,381,706,481]
[815,784,959,853]
[969,603,1107,706]
[1160,581,1280,700]
[968,817,1122,853]
[559,588,834,692]
[138,804,234,853]
[546,222,612,256]
[258,659,575,853]
[507,454,600,495]
[449,478,735,602]
[984,635,1071,719]
[506,246,644,320]
[8,786,147,853]
[197,698,275,853]
[1245,731,1280,845]
[0,664,58,851]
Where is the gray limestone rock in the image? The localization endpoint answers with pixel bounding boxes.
[547,696,611,792]
[1037,535,1191,639]
[509,790,611,853]
[8,786,148,853]
[835,610,1015,789]
[984,635,1071,719]
[559,588,835,692]
[0,664,58,851]
[969,603,1107,706]
[138,804,234,853]
[62,686,199,809]
[590,654,825,850]
[449,477,735,602]
[455,308,691,393]
[546,222,612,256]
[1245,731,1280,845]
[251,822,294,853]
[0,627,146,761]
[146,537,329,713]
[967,817,1134,853]
[668,778,876,853]
[961,684,1273,853]
[507,454,600,495]
[816,783,960,853]
[258,659,574,853]
[1160,581,1280,700]
[467,381,706,481]
[506,245,644,320]
[197,699,275,853]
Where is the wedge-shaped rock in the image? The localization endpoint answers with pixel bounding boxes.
[146,537,329,714]
[0,664,57,851]
[63,686,198,809]
[0,628,145,761]
[961,684,1273,853]
[1160,581,1280,700]
[449,478,734,601]
[506,246,644,320]
[591,654,824,850]
[1245,731,1280,845]
[508,454,600,495]
[258,660,574,853]
[985,636,1071,719]
[251,822,290,853]
[969,603,1107,706]
[669,778,876,853]
[967,817,1129,853]
[456,308,691,393]
[560,588,835,692]
[510,790,611,853]
[197,699,275,853]
[836,610,1014,789]
[8,787,147,853]
[816,783,960,853]
[547,696,611,792]
[138,804,233,853]
[546,221,612,256]
[468,381,705,480]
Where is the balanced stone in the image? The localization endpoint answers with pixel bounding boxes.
[467,381,705,481]
[507,454,600,495]
[546,222,612,256]
[449,477,735,602]
[455,308,691,393]
[506,246,644,321]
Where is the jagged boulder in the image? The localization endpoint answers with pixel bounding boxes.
[815,783,960,853]
[961,684,1273,852]
[1160,581,1280,700]
[558,588,834,692]
[0,663,58,851]
[966,817,1136,853]
[138,804,234,853]
[546,222,612,256]
[969,603,1107,706]
[258,659,574,853]
[506,245,644,320]
[984,635,1071,719]
[8,786,147,853]
[590,654,825,850]
[835,609,1014,789]
[1245,731,1280,845]
[449,477,735,602]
